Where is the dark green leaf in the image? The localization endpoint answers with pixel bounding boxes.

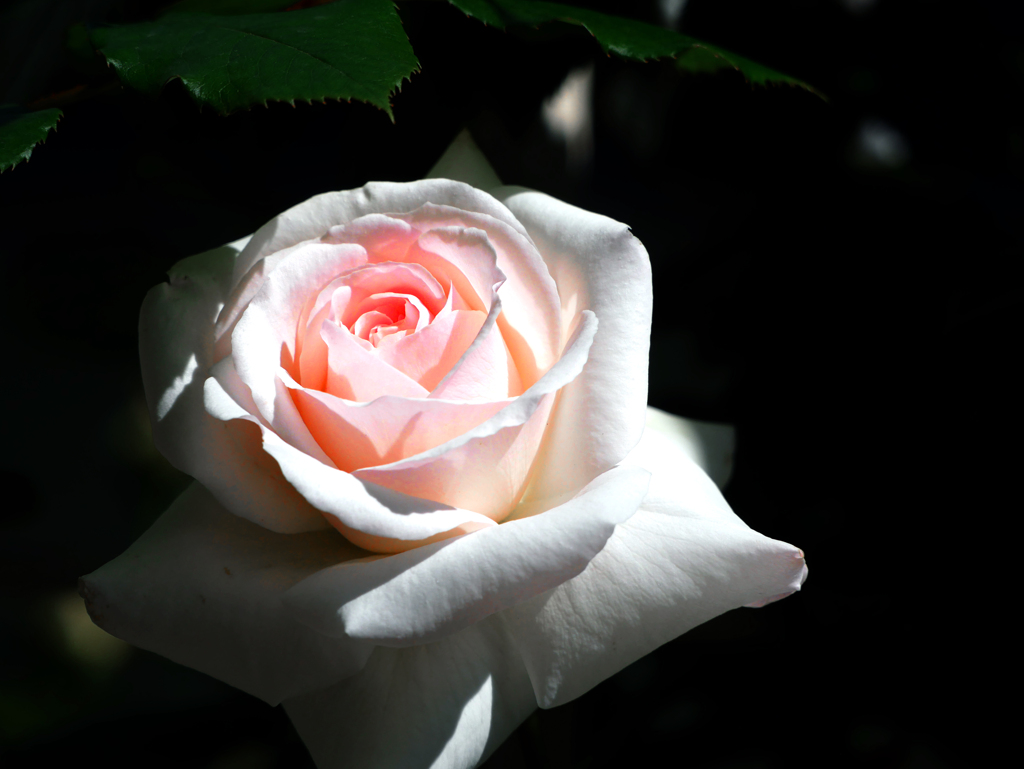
[161,0,296,16]
[670,36,819,92]
[446,0,822,96]
[446,0,508,28]
[91,0,419,117]
[0,106,62,172]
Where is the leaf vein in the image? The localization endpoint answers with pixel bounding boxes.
[214,25,357,87]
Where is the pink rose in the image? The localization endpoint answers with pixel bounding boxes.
[81,132,806,768]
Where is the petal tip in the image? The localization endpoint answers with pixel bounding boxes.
[743,547,807,608]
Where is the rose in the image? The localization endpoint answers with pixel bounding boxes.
[80,132,806,768]
[168,131,603,554]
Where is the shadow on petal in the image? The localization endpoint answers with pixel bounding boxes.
[79,482,372,705]
[283,615,535,769]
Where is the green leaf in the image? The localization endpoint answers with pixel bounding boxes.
[446,0,823,97]
[160,0,296,16]
[91,0,419,117]
[670,36,819,92]
[0,106,62,173]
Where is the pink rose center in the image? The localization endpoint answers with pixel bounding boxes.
[350,293,427,347]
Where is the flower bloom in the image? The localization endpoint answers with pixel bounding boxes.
[80,133,806,769]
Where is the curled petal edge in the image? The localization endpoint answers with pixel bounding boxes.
[283,464,651,647]
[205,371,498,545]
[356,310,596,480]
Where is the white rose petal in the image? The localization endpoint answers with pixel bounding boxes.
[284,614,535,769]
[79,482,372,705]
[282,464,651,646]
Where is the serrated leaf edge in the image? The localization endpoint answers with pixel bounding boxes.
[92,5,420,118]
[446,0,823,98]
[0,109,63,173]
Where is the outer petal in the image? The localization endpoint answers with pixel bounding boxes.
[623,411,808,609]
[213,238,337,364]
[640,405,737,490]
[283,465,650,646]
[230,241,367,426]
[231,180,531,288]
[492,186,653,515]
[503,516,806,708]
[619,406,744,526]
[206,373,501,555]
[201,365,331,532]
[140,239,240,437]
[254,418,500,545]
[283,614,535,769]
[78,482,373,706]
[501,407,805,708]
[353,312,597,519]
[140,238,330,533]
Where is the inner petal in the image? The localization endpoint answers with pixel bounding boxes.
[322,320,428,401]
[353,310,394,341]
[298,300,333,392]
[288,384,511,473]
[398,204,562,389]
[414,227,505,313]
[370,326,408,348]
[331,262,447,327]
[399,230,502,317]
[298,285,424,391]
[378,309,488,391]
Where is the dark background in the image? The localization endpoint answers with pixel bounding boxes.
[1,0,1014,766]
